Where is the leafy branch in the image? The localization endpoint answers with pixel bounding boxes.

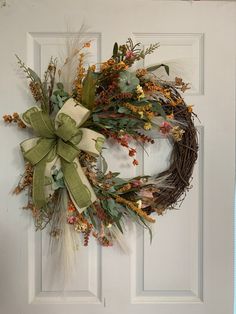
[15,55,57,113]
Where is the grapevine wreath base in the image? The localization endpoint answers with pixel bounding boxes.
[152,89,198,214]
[3,36,198,248]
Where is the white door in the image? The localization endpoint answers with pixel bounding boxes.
[0,1,235,314]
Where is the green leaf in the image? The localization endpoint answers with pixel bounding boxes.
[81,69,97,110]
[86,207,97,229]
[101,198,120,218]
[92,114,100,123]
[108,187,116,193]
[164,65,170,76]
[101,155,108,174]
[113,42,119,58]
[107,198,116,210]
[151,102,166,119]
[114,215,124,233]
[111,172,120,178]
[113,177,127,186]
[140,217,153,244]
[146,63,170,76]
[28,68,42,83]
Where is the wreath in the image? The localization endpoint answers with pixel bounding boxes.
[3,37,198,247]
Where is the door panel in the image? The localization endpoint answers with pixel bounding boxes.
[0,1,235,314]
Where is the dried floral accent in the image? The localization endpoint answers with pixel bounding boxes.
[132,159,139,166]
[122,102,154,120]
[160,121,172,135]
[3,113,26,128]
[175,77,190,93]
[67,200,76,212]
[113,92,133,100]
[50,228,62,239]
[83,227,92,246]
[115,195,155,223]
[13,163,33,194]
[136,68,148,77]
[134,131,155,144]
[74,53,86,100]
[123,102,152,113]
[170,126,185,142]
[128,148,136,157]
[93,231,113,247]
[136,85,145,100]
[83,42,91,48]
[188,105,193,113]
[143,122,152,130]
[74,221,88,232]
[144,81,163,92]
[166,113,174,120]
[29,81,42,102]
[117,183,132,193]
[94,203,110,224]
[67,216,77,224]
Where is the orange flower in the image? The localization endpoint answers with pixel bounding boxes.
[68,201,76,212]
[133,159,139,166]
[188,105,193,113]
[129,148,136,157]
[90,64,96,72]
[83,42,91,48]
[146,111,154,120]
[166,113,174,120]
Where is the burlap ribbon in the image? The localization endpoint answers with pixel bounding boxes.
[20,98,105,213]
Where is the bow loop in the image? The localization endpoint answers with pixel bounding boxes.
[30,111,55,138]
[22,138,56,165]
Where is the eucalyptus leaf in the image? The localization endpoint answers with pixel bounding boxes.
[118,71,139,93]
[57,82,64,90]
[57,95,63,108]
[50,94,57,103]
[55,170,64,180]
[118,106,131,114]
[51,168,65,190]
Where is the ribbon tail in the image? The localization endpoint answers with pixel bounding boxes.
[61,158,96,213]
[33,159,48,209]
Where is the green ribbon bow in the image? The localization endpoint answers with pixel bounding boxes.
[20,98,105,213]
